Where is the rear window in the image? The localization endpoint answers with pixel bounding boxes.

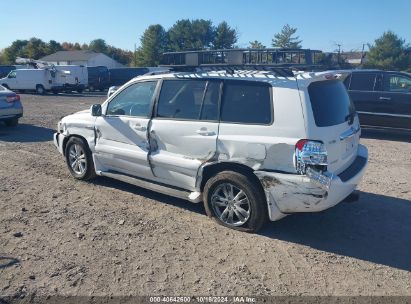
[308,80,355,127]
[349,73,377,91]
[221,81,272,124]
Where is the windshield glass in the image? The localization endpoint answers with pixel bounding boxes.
[308,80,355,127]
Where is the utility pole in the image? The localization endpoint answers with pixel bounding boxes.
[134,43,137,67]
[336,44,341,65]
[360,43,366,65]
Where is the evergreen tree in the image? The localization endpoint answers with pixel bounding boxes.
[249,40,266,49]
[272,24,302,49]
[365,31,411,71]
[213,22,238,49]
[135,24,167,66]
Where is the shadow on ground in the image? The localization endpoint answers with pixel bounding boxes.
[261,191,411,272]
[94,177,411,272]
[0,123,53,143]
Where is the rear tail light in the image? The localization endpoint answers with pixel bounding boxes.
[6,95,20,103]
[295,139,328,175]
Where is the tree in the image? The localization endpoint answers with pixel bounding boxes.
[168,19,214,51]
[25,38,48,59]
[249,40,266,49]
[3,40,29,64]
[88,39,108,53]
[364,31,411,71]
[107,46,133,66]
[46,40,63,54]
[212,22,238,49]
[135,24,167,66]
[272,24,302,49]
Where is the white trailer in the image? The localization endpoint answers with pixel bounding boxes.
[54,65,88,93]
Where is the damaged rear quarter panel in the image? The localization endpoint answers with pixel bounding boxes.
[255,171,328,214]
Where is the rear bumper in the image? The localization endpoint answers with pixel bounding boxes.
[255,144,368,221]
[0,107,23,121]
[53,132,66,155]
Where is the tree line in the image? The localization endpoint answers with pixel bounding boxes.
[0,38,133,66]
[0,19,410,71]
[134,21,302,66]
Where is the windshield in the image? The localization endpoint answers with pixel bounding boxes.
[308,80,355,127]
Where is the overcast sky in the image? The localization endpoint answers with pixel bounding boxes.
[1,0,410,52]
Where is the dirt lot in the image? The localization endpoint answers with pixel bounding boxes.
[0,93,410,298]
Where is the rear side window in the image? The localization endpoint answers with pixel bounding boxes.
[221,82,272,124]
[157,80,220,121]
[349,73,376,91]
[308,80,355,127]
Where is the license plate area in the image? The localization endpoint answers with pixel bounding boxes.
[342,136,355,158]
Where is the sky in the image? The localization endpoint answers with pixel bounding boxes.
[1,0,410,53]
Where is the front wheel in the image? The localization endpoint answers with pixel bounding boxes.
[65,137,96,180]
[203,171,267,232]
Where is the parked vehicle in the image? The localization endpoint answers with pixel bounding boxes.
[54,68,368,232]
[0,69,64,94]
[108,67,149,87]
[0,85,23,126]
[87,66,110,91]
[344,70,411,130]
[54,65,88,93]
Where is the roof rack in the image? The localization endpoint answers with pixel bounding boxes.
[158,48,326,77]
[161,48,322,66]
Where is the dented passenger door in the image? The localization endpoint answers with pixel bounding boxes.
[148,79,221,190]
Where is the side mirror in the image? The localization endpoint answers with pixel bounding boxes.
[91,104,102,117]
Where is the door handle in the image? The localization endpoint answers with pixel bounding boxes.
[134,124,146,131]
[196,129,215,136]
[379,96,391,101]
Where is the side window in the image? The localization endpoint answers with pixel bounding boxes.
[384,74,411,93]
[8,71,16,79]
[349,73,377,91]
[221,82,272,124]
[200,81,220,121]
[157,80,206,120]
[106,81,157,117]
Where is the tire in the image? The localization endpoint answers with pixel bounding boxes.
[64,137,96,180]
[77,89,84,94]
[88,85,95,92]
[203,170,268,232]
[36,85,45,95]
[5,118,18,127]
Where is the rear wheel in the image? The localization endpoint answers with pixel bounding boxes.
[5,118,18,127]
[203,171,267,232]
[36,85,45,95]
[65,137,96,180]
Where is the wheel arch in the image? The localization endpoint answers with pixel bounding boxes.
[198,161,265,195]
[62,134,90,157]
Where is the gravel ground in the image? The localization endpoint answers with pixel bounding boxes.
[0,93,410,298]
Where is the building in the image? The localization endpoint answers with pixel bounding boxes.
[341,51,367,65]
[40,50,124,68]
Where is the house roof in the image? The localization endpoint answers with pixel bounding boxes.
[40,50,100,62]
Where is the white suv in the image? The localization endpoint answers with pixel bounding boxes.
[54,68,368,232]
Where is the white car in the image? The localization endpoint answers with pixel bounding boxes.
[54,68,368,232]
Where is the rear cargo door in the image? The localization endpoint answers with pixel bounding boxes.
[307,80,361,175]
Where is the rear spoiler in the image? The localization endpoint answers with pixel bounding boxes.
[295,70,352,84]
